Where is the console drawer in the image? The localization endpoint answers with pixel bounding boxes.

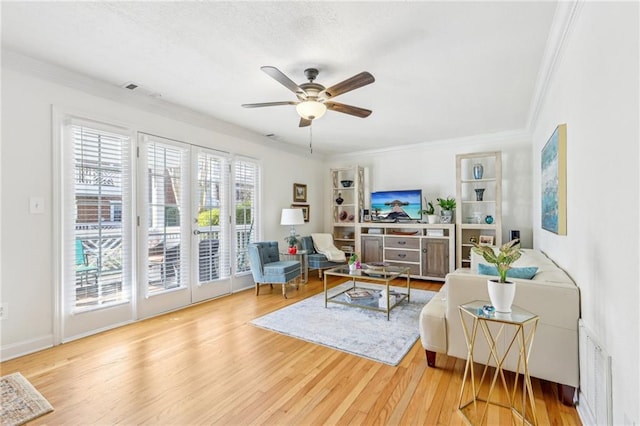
[384,248,420,263]
[385,236,420,249]
[385,261,421,276]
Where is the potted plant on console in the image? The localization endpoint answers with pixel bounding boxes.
[437,197,456,224]
[472,239,522,313]
[420,198,439,224]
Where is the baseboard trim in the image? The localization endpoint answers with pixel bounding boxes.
[1,334,53,362]
[576,393,594,426]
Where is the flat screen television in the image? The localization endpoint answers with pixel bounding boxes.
[370,189,422,221]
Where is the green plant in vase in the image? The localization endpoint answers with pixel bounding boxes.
[472,239,522,313]
[472,239,522,283]
[284,234,299,254]
[419,197,438,224]
[348,253,361,270]
[437,196,456,223]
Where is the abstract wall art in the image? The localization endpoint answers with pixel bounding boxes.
[541,124,567,235]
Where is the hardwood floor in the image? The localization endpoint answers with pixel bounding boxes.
[1,275,582,425]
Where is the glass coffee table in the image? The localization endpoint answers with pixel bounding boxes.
[323,264,411,320]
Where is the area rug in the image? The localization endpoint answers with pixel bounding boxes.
[250,281,436,366]
[1,372,53,426]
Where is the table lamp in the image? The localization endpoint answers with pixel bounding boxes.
[280,208,304,253]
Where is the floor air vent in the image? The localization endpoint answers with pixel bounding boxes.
[578,319,612,425]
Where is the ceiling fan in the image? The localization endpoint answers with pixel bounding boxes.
[242,66,375,127]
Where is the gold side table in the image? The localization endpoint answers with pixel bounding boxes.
[458,300,539,426]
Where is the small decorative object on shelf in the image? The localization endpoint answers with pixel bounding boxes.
[473,212,482,224]
[335,192,344,205]
[474,188,485,201]
[485,215,494,224]
[340,180,353,187]
[473,163,484,179]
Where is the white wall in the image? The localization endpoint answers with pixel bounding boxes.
[0,57,325,357]
[531,2,639,424]
[326,133,534,248]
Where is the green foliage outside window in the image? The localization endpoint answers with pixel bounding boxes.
[197,204,253,227]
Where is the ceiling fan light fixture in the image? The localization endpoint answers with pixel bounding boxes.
[296,100,327,120]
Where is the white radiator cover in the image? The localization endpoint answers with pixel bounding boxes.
[578,319,613,426]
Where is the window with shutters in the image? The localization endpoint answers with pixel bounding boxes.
[65,121,132,311]
[234,159,260,273]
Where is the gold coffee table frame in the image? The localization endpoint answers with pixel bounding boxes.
[458,300,539,426]
[323,265,410,320]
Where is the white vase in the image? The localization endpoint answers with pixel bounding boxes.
[427,214,439,224]
[487,279,516,313]
[349,263,357,272]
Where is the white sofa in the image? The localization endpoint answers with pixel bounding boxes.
[419,249,580,405]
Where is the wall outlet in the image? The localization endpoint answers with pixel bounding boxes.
[0,303,7,320]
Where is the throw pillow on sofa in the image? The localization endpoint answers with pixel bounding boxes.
[477,264,539,280]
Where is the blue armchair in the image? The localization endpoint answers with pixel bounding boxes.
[248,242,301,298]
[300,236,346,279]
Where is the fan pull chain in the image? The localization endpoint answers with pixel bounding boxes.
[309,124,313,154]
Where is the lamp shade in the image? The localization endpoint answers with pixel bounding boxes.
[296,101,327,120]
[280,208,304,225]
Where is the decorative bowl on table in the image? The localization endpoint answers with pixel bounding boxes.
[364,262,389,271]
[340,180,353,187]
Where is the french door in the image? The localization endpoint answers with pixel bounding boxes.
[59,117,134,341]
[58,116,258,340]
[137,135,233,318]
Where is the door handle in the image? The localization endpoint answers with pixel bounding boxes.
[193,230,202,235]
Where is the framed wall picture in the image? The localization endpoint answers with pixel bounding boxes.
[479,235,494,246]
[291,204,310,222]
[541,124,567,235]
[293,183,307,203]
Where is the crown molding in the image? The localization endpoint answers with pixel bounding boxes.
[327,128,531,161]
[2,49,320,160]
[526,0,583,132]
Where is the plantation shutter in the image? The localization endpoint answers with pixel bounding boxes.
[64,119,132,312]
[233,158,260,274]
[195,150,230,282]
[139,134,191,295]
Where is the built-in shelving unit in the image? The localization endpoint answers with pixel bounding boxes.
[331,165,364,255]
[355,223,455,281]
[455,151,502,269]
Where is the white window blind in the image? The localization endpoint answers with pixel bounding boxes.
[196,151,230,282]
[65,120,132,311]
[233,158,260,273]
[140,135,190,295]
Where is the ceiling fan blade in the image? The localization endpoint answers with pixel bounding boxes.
[299,118,312,127]
[324,72,375,98]
[241,101,297,108]
[261,66,307,97]
[325,102,372,118]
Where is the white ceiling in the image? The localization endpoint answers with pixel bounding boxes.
[1,1,558,155]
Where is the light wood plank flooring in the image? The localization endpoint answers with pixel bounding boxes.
[1,275,581,425]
